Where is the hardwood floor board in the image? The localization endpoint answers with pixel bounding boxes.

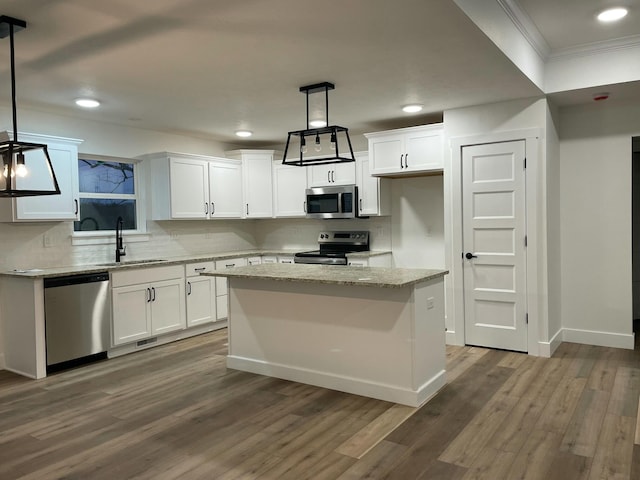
[460,447,516,480]
[536,377,588,434]
[607,366,640,418]
[587,413,635,480]
[486,394,547,454]
[445,346,491,383]
[295,451,358,480]
[561,388,610,457]
[416,460,468,480]
[496,350,529,369]
[334,440,408,480]
[586,347,621,392]
[505,428,564,480]
[380,364,514,479]
[542,451,592,480]
[438,390,520,467]
[496,355,546,398]
[564,344,600,379]
[335,403,417,459]
[631,444,640,479]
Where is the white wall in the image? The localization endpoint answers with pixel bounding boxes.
[390,176,445,269]
[559,99,636,348]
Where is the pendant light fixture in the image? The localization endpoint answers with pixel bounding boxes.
[282,82,355,166]
[0,15,60,197]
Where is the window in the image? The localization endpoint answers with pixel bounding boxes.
[74,156,141,233]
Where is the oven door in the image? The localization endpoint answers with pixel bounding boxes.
[305,185,357,219]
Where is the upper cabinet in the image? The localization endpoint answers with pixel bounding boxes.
[142,152,243,220]
[226,150,275,218]
[364,124,444,176]
[308,161,356,187]
[0,132,82,222]
[273,161,308,217]
[355,151,391,216]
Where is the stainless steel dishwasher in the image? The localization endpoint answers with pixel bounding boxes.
[44,272,111,370]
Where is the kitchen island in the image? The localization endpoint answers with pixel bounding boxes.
[206,264,448,407]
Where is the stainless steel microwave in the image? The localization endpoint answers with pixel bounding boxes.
[305,185,359,219]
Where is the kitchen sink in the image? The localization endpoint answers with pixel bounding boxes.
[94,259,168,267]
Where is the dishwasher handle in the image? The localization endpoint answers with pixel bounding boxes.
[44,272,110,288]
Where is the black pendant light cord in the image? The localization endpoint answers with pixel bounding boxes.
[9,21,17,142]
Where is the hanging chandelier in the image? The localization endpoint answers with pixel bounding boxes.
[282,82,355,166]
[0,15,60,197]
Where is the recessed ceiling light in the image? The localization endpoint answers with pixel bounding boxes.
[235,130,253,138]
[75,98,100,108]
[597,7,628,22]
[402,104,423,113]
[309,120,327,128]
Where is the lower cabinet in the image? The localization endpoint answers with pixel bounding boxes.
[185,261,216,328]
[215,257,248,320]
[111,265,186,346]
[347,254,393,267]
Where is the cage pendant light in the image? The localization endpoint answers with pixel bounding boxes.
[0,15,60,197]
[282,82,355,166]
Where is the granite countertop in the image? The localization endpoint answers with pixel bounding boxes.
[0,250,392,279]
[202,263,447,288]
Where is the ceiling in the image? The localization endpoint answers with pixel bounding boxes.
[0,0,637,146]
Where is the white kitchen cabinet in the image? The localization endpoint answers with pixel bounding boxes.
[214,257,248,320]
[261,255,278,264]
[273,162,308,217]
[347,253,392,267]
[142,152,243,220]
[185,261,216,328]
[226,150,275,218]
[308,161,356,187]
[355,151,391,216]
[277,255,295,264]
[209,158,243,218]
[0,132,82,222]
[365,124,444,176]
[111,265,186,346]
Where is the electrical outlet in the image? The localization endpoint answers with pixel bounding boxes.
[43,234,53,248]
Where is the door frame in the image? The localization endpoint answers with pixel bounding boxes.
[445,128,548,356]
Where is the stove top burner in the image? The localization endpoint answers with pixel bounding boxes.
[293,231,369,265]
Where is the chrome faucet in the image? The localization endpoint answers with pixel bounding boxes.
[115,216,126,262]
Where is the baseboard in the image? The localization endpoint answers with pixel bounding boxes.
[227,355,446,407]
[2,364,38,379]
[562,328,635,350]
[537,329,563,357]
[445,330,462,346]
[108,321,226,359]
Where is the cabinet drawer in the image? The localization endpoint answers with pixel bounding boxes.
[112,265,184,288]
[215,257,248,293]
[185,261,215,277]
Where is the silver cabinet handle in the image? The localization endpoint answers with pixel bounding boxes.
[151,287,156,301]
[211,202,215,215]
[246,203,249,215]
[194,267,206,272]
[331,170,335,183]
[146,287,151,303]
[400,154,404,169]
[205,203,208,214]
[187,281,192,295]
[405,153,408,168]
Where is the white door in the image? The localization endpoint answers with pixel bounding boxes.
[462,140,527,352]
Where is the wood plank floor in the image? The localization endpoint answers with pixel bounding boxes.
[1,330,639,479]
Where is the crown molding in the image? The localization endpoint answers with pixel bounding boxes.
[548,33,640,60]
[497,0,550,59]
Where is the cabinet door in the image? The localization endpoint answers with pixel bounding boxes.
[278,256,295,264]
[332,162,356,185]
[214,257,247,320]
[243,155,273,218]
[112,284,151,346]
[150,278,186,335]
[15,140,80,221]
[356,153,380,216]
[186,276,216,327]
[247,256,262,265]
[308,164,333,187]
[368,134,404,175]
[405,129,443,172]
[169,157,209,219]
[209,160,243,218]
[273,163,307,217]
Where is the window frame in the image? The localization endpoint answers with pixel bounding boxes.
[72,154,148,246]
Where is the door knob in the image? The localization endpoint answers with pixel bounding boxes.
[465,252,478,259]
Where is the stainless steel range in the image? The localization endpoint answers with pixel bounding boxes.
[294,231,370,265]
